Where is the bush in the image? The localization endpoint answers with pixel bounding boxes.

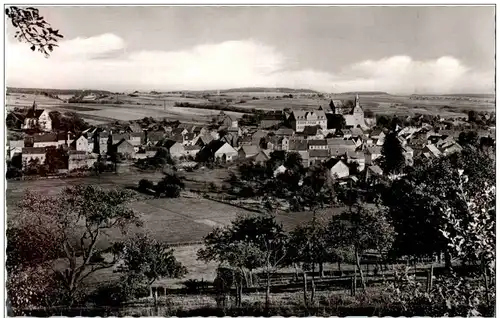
[138,179,154,193]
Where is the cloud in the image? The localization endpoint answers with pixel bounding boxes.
[6,33,494,94]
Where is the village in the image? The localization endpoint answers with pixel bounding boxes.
[6,93,495,184]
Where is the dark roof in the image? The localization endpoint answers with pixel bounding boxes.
[157,139,180,149]
[68,150,87,156]
[308,149,330,158]
[127,122,143,133]
[202,140,227,154]
[325,158,347,169]
[25,109,45,119]
[22,147,47,154]
[33,133,58,143]
[147,131,165,142]
[302,125,321,136]
[308,139,328,146]
[185,145,201,151]
[289,140,308,151]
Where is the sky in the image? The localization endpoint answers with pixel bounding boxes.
[5,6,496,94]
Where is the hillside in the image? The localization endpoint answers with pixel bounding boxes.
[6,87,113,96]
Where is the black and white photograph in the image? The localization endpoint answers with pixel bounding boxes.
[4,4,496,317]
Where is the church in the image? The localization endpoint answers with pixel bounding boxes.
[326,94,366,128]
[23,101,52,132]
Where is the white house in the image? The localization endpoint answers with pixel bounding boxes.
[326,159,350,179]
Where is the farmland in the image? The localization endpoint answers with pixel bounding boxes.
[6,89,495,128]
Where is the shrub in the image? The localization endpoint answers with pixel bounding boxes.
[138,179,154,193]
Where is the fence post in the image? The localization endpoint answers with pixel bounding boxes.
[429,264,434,291]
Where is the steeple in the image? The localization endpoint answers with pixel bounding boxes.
[32,100,37,112]
[355,94,360,108]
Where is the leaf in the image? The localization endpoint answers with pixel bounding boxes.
[30,45,35,51]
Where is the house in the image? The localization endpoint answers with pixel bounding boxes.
[275,128,295,137]
[129,132,145,147]
[346,151,366,171]
[251,150,271,164]
[279,136,290,151]
[422,144,442,159]
[364,146,382,165]
[273,164,287,177]
[183,132,197,146]
[238,145,260,159]
[302,125,324,139]
[193,126,208,136]
[94,131,110,154]
[9,140,24,159]
[184,145,201,158]
[308,139,328,150]
[289,110,327,132]
[110,133,130,146]
[259,113,283,129]
[325,158,350,179]
[217,111,239,129]
[327,138,357,154]
[369,129,386,146]
[126,122,143,133]
[195,134,215,147]
[201,140,238,162]
[70,135,88,152]
[251,130,269,146]
[238,135,253,146]
[23,101,52,131]
[159,140,185,158]
[33,133,59,148]
[6,112,24,129]
[365,165,384,182]
[308,149,330,166]
[145,147,160,158]
[68,151,98,171]
[114,139,135,158]
[220,133,239,148]
[22,147,46,168]
[145,131,165,146]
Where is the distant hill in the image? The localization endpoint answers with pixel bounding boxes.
[7,87,112,96]
[338,91,390,96]
[168,87,320,94]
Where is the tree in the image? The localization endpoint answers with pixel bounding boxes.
[155,173,185,198]
[8,185,143,306]
[5,6,63,56]
[45,146,68,172]
[467,110,478,123]
[458,131,478,147]
[288,217,331,305]
[381,131,405,174]
[49,111,89,133]
[327,203,395,291]
[198,215,288,310]
[383,147,494,268]
[118,233,187,305]
[364,109,375,118]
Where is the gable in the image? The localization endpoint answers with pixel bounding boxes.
[215,143,237,155]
